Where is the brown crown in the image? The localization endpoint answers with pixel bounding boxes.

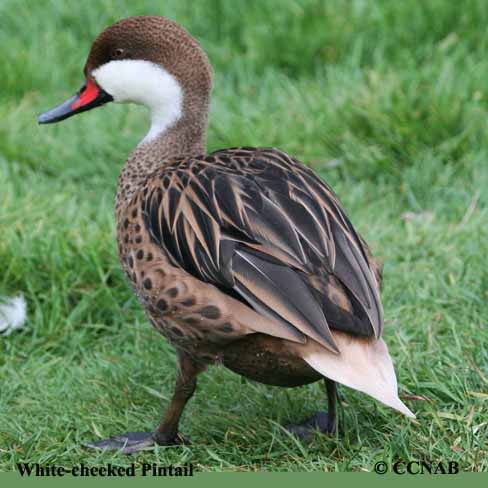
[84,16,212,96]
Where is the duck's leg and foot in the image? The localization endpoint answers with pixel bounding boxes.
[285,378,337,440]
[151,351,203,447]
[84,352,202,454]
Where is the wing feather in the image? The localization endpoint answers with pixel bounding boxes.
[141,148,383,350]
[233,249,338,352]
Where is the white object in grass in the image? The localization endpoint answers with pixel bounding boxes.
[0,295,27,336]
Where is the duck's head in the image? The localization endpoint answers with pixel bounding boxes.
[38,16,212,143]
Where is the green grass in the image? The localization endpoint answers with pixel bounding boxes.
[1,0,487,473]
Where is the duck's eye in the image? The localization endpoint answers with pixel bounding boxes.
[112,48,125,58]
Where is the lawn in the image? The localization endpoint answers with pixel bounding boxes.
[0,0,487,473]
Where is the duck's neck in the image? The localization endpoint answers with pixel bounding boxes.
[115,106,208,215]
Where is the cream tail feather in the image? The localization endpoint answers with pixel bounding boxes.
[290,331,415,418]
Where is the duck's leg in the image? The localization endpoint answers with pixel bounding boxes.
[84,351,203,454]
[152,351,203,446]
[284,378,337,440]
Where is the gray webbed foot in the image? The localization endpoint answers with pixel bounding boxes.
[284,411,336,441]
[83,431,189,454]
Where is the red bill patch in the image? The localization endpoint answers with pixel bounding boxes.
[71,78,100,110]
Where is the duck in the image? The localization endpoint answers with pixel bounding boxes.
[38,15,415,453]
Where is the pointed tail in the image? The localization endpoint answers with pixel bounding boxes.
[290,331,415,418]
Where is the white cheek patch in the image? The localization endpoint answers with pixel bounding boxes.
[92,59,183,144]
